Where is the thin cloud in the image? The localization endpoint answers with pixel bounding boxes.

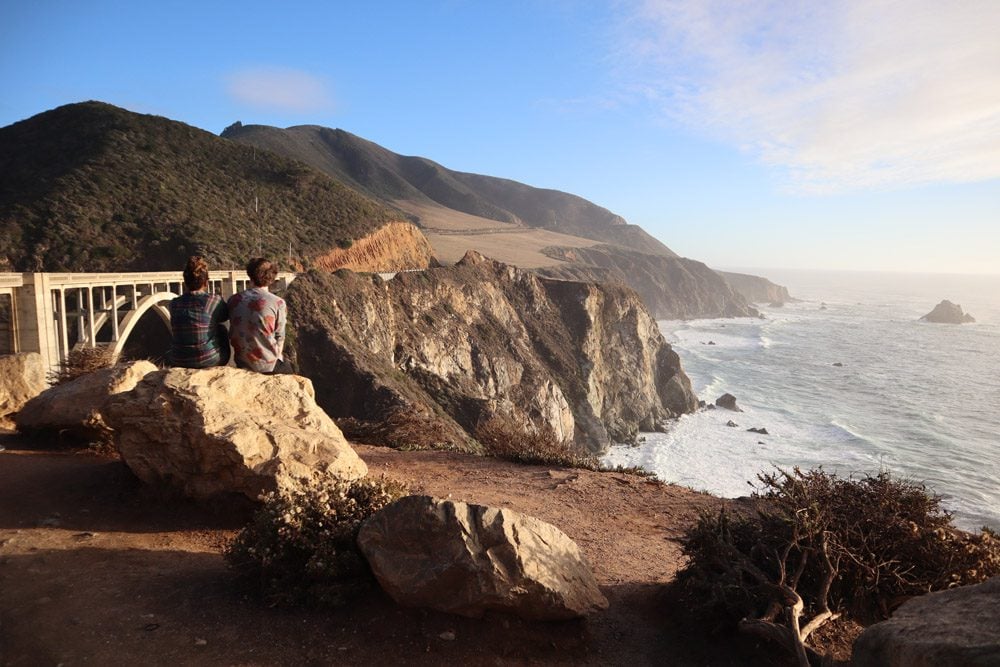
[225,67,334,113]
[617,0,1000,192]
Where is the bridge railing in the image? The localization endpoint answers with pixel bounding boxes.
[0,271,295,372]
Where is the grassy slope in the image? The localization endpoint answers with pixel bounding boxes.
[222,124,678,258]
[0,102,399,272]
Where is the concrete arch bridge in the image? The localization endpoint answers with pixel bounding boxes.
[0,271,295,372]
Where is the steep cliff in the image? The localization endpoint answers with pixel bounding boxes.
[535,245,759,320]
[718,271,793,305]
[286,252,698,454]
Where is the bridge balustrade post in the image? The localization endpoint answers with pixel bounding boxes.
[14,273,61,372]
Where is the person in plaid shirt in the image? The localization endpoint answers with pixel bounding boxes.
[228,257,289,374]
[168,256,230,368]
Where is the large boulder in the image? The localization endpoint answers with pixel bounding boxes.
[852,576,1000,666]
[15,360,156,438]
[357,495,608,620]
[103,367,367,500]
[0,353,46,428]
[920,300,975,324]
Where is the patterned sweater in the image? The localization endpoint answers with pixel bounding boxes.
[228,287,286,373]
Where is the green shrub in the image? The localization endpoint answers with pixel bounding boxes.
[224,475,408,606]
[677,467,1000,664]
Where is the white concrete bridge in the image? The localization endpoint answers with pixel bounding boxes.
[0,271,295,372]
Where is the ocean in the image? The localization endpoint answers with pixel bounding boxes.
[603,269,1000,532]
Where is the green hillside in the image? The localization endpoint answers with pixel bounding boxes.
[0,102,398,272]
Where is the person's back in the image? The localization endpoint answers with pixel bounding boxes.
[169,256,230,368]
[228,258,288,373]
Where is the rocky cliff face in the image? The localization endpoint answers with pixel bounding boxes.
[311,222,436,272]
[535,245,759,320]
[717,271,792,305]
[286,252,698,454]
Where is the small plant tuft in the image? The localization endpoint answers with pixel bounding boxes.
[48,346,118,385]
[224,475,408,606]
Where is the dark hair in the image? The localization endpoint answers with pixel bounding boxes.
[183,256,209,291]
[247,257,277,287]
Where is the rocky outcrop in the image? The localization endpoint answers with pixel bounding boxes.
[536,245,759,319]
[920,300,975,324]
[852,576,1000,666]
[357,495,608,620]
[0,353,46,428]
[715,393,742,412]
[103,367,366,500]
[15,360,156,438]
[717,271,792,305]
[312,222,437,273]
[287,252,698,454]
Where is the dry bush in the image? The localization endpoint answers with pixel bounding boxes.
[474,414,598,469]
[337,410,471,451]
[224,475,408,606]
[677,468,1000,665]
[48,346,118,385]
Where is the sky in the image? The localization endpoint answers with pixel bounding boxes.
[1,0,998,275]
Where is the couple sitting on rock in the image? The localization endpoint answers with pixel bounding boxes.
[168,256,292,374]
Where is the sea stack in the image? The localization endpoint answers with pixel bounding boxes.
[920,300,975,324]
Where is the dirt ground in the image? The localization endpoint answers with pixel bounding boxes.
[0,432,780,666]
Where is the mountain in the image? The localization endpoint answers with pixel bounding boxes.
[0,102,407,272]
[220,123,677,258]
[221,121,789,318]
[717,271,793,305]
[537,245,759,319]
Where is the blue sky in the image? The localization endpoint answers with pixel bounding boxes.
[2,1,998,274]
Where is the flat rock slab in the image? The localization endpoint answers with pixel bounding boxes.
[16,360,156,437]
[358,494,608,620]
[104,367,366,500]
[853,576,1000,666]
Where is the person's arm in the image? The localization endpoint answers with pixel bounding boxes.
[275,299,287,359]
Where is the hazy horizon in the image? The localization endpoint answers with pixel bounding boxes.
[2,1,997,274]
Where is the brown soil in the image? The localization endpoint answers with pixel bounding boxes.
[0,433,777,666]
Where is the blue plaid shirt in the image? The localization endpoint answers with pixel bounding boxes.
[169,291,229,368]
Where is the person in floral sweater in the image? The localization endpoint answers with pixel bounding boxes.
[227,257,290,374]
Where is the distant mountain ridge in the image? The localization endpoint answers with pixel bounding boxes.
[0,102,401,271]
[221,123,677,258]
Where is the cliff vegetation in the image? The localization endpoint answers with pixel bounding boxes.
[0,102,399,271]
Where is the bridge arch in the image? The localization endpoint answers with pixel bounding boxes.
[111,292,175,358]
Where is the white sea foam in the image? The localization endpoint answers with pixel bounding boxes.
[609,270,1000,531]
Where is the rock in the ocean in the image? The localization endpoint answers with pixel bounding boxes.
[103,367,366,500]
[357,495,608,620]
[726,420,739,428]
[833,362,844,367]
[920,300,975,324]
[16,360,156,439]
[0,353,46,428]
[852,576,1000,666]
[747,427,768,435]
[715,393,742,412]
